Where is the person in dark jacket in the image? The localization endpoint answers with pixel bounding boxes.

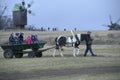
[84,31,96,57]
[18,33,24,44]
[9,33,15,44]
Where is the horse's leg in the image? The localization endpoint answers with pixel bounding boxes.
[59,47,64,57]
[76,48,80,55]
[73,47,76,57]
[53,49,57,57]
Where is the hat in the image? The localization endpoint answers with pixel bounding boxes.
[15,32,19,35]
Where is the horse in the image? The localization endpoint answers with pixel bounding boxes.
[53,33,91,57]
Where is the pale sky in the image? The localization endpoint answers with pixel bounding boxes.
[0,0,120,30]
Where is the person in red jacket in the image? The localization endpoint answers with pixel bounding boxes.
[25,36,33,44]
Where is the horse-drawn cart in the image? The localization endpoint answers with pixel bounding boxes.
[1,42,46,58]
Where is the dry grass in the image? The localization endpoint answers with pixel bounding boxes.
[0,45,120,73]
[0,30,120,45]
[0,30,120,80]
[0,45,120,80]
[20,73,120,80]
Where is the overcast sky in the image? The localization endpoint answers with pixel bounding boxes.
[0,0,120,30]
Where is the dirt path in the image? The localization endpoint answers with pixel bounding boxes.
[0,66,120,80]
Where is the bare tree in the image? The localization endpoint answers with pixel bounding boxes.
[0,5,7,29]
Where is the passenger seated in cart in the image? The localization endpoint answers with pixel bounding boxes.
[9,33,15,44]
[14,33,20,44]
[31,34,39,43]
[25,36,33,44]
[18,32,24,44]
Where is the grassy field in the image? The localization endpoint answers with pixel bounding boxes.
[0,45,120,80]
[0,30,120,80]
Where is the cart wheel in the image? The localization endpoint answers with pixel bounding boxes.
[4,49,13,59]
[36,52,42,57]
[28,52,35,58]
[14,53,23,58]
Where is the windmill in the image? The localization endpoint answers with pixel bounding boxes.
[103,15,120,30]
[13,0,34,29]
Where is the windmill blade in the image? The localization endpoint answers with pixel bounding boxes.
[115,18,120,23]
[109,15,113,24]
[30,12,35,16]
[28,10,31,14]
[27,3,31,8]
[30,0,34,5]
[27,0,34,8]
[22,0,25,6]
[102,24,108,27]
[28,10,35,16]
